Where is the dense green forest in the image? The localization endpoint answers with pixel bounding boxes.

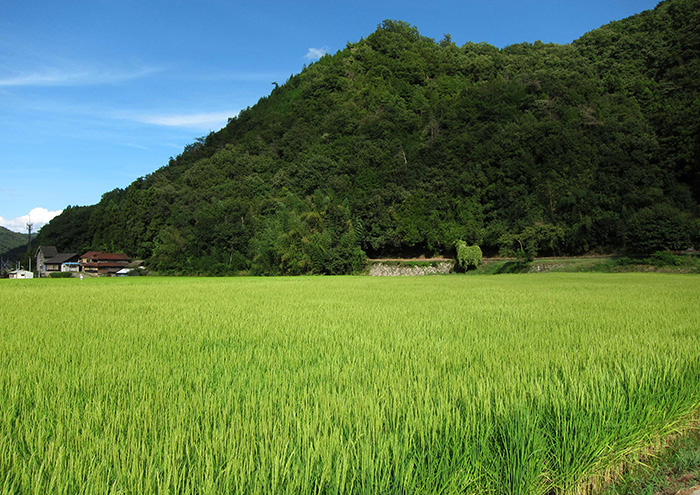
[0,226,28,258]
[37,0,700,275]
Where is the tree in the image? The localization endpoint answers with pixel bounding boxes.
[626,204,694,253]
[498,233,535,264]
[456,241,482,269]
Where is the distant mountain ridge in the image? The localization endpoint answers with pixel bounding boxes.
[0,226,29,259]
[37,0,700,275]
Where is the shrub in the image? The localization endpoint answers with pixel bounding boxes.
[649,251,684,267]
[50,272,74,278]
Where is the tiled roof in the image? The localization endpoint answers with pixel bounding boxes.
[38,246,58,258]
[80,251,130,261]
[44,253,79,264]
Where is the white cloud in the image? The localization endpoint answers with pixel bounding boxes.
[0,207,63,233]
[133,111,236,130]
[0,66,160,87]
[305,47,328,61]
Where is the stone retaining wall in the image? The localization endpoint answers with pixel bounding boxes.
[368,261,455,276]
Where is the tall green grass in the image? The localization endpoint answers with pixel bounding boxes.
[1,274,698,494]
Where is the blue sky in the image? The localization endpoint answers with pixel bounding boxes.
[1,0,660,232]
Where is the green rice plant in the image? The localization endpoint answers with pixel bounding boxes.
[0,273,698,494]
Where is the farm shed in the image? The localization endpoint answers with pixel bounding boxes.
[9,270,34,279]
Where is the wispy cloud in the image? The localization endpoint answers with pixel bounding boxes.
[0,40,161,87]
[190,71,289,82]
[123,142,151,151]
[0,207,63,233]
[0,66,161,87]
[132,112,236,130]
[305,47,328,61]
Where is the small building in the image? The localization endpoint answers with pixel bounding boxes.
[80,251,130,276]
[61,262,81,273]
[9,270,34,279]
[116,261,146,277]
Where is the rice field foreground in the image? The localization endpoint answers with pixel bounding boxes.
[1,274,699,495]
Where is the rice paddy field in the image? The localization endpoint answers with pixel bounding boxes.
[0,273,699,494]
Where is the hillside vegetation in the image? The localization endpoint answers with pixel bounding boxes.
[0,226,28,258]
[37,0,700,275]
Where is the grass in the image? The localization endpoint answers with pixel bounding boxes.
[473,252,700,275]
[599,421,700,495]
[0,273,699,494]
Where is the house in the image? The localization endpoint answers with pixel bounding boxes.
[44,253,80,273]
[36,246,81,276]
[80,251,130,276]
[9,269,34,279]
[36,246,58,277]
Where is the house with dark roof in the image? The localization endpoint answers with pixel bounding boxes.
[80,251,130,275]
[36,246,80,277]
[44,253,80,273]
[36,246,58,276]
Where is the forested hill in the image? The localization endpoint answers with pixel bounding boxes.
[37,0,700,275]
[0,226,28,258]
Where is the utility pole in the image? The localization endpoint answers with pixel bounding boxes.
[26,222,33,272]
